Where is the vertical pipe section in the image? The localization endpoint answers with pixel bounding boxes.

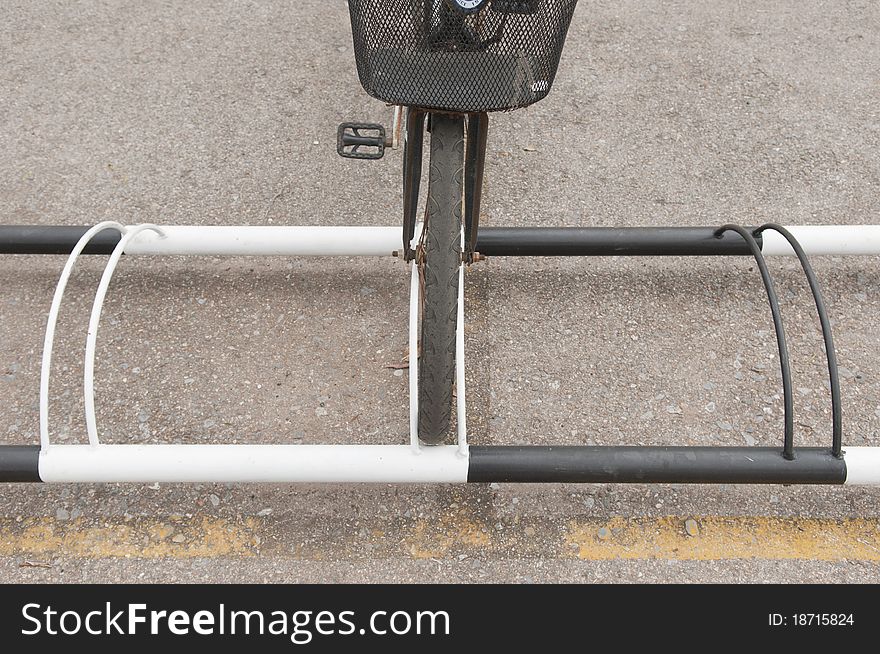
[455,262,468,455]
[408,261,421,452]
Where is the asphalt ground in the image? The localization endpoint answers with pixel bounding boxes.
[1,0,879,582]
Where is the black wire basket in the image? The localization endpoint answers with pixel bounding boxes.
[346,0,579,112]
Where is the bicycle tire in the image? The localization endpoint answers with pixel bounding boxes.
[418,114,464,444]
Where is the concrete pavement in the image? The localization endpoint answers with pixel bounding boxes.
[1,0,879,582]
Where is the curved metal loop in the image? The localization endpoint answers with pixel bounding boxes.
[40,221,126,451]
[83,224,165,447]
[753,223,842,458]
[715,224,795,460]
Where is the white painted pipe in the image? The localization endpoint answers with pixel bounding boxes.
[38,445,469,483]
[408,261,420,451]
[455,262,468,456]
[124,226,402,257]
[762,226,880,256]
[844,447,880,485]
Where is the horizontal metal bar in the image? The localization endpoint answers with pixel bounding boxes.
[841,447,880,485]
[0,226,121,255]
[2,444,878,484]
[0,445,40,482]
[467,446,847,484]
[476,227,758,256]
[761,226,880,256]
[124,226,402,256]
[3,225,880,257]
[35,444,469,483]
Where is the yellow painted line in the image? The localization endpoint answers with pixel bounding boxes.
[1,515,879,561]
[565,517,880,561]
[404,516,492,559]
[0,517,261,558]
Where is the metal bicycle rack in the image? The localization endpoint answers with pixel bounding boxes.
[1,222,879,485]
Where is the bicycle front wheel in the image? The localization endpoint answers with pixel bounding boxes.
[418,113,464,444]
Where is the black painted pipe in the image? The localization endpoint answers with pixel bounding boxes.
[476,227,757,257]
[467,446,845,484]
[0,446,41,482]
[0,226,120,255]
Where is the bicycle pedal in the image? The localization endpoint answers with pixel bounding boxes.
[337,123,386,160]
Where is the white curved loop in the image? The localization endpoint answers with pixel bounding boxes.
[83,224,165,447]
[40,221,126,451]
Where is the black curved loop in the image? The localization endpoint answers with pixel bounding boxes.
[754,223,842,458]
[715,224,795,460]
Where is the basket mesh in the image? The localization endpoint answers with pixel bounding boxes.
[347,0,578,112]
